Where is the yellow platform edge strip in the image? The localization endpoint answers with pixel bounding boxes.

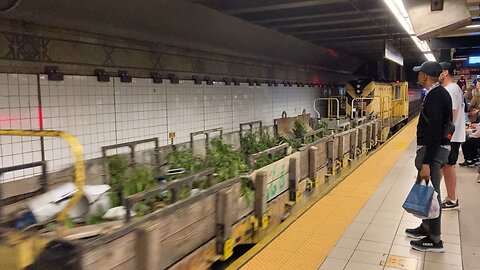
[228,118,417,270]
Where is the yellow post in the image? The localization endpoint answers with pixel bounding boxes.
[0,130,85,223]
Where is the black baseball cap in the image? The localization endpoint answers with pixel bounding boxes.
[413,61,443,77]
[439,62,454,76]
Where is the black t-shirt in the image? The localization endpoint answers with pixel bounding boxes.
[417,85,453,164]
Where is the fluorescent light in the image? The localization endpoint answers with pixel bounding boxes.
[383,0,414,35]
[466,24,480,28]
[383,0,437,61]
[424,53,436,61]
[393,0,409,19]
[411,36,431,52]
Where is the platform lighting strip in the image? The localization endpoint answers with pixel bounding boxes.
[383,0,436,61]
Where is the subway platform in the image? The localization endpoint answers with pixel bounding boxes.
[228,120,480,270]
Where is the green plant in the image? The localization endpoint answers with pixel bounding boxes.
[166,150,205,179]
[240,177,254,207]
[64,217,76,228]
[85,205,106,225]
[123,165,155,197]
[206,138,249,182]
[280,136,302,150]
[107,155,129,207]
[293,120,307,139]
[318,121,328,131]
[242,129,278,156]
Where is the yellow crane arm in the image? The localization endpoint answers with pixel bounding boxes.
[0,130,84,223]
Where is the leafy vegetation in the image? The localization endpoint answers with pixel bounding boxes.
[292,120,307,139]
[241,129,278,156]
[166,150,205,177]
[107,155,155,207]
[206,138,249,182]
[240,177,254,207]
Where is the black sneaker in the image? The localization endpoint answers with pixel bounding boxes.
[459,160,475,167]
[410,236,444,252]
[405,226,427,239]
[441,198,459,210]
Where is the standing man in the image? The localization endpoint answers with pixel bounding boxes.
[457,75,466,91]
[439,62,465,210]
[406,61,452,252]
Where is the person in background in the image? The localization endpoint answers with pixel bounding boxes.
[473,75,480,86]
[406,61,451,252]
[469,85,480,110]
[459,124,480,168]
[439,62,465,210]
[468,108,480,124]
[465,85,474,105]
[457,75,466,91]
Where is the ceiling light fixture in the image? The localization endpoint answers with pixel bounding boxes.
[383,0,436,61]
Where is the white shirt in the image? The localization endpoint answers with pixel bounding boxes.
[444,82,466,142]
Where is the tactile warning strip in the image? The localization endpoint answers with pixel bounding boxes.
[236,119,417,270]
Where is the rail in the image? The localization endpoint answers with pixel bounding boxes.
[190,128,223,150]
[248,143,289,169]
[313,98,340,126]
[350,97,381,120]
[124,168,215,222]
[0,161,47,221]
[0,130,84,223]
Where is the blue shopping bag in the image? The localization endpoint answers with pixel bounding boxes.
[402,180,435,217]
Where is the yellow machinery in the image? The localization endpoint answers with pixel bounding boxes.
[0,130,85,270]
[346,79,409,140]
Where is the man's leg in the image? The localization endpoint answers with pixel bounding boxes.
[410,147,450,252]
[426,147,449,242]
[442,165,456,199]
[442,143,460,205]
[406,148,430,238]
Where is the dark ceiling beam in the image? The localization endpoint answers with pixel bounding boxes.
[226,0,348,15]
[347,0,400,41]
[292,25,386,35]
[250,8,384,24]
[273,16,388,30]
[431,36,480,49]
[308,33,409,42]
[438,27,480,37]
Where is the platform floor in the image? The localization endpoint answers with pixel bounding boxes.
[232,119,480,270]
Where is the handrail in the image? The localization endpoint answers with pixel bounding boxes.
[0,130,84,223]
[313,98,340,126]
[350,97,381,119]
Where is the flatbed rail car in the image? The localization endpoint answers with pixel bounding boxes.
[0,80,420,270]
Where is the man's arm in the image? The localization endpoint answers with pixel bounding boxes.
[423,93,448,165]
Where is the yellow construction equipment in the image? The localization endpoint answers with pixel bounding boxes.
[0,129,85,270]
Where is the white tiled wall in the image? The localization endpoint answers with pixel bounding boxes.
[0,74,42,181]
[204,82,233,132]
[114,78,168,150]
[1,74,321,182]
[167,81,206,143]
[232,85,256,131]
[40,75,117,172]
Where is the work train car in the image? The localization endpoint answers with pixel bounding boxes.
[346,79,411,140]
[0,78,423,270]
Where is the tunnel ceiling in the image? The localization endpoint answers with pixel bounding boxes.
[0,0,367,76]
[192,0,425,64]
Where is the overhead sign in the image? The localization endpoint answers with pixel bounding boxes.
[468,55,480,65]
[384,41,404,66]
